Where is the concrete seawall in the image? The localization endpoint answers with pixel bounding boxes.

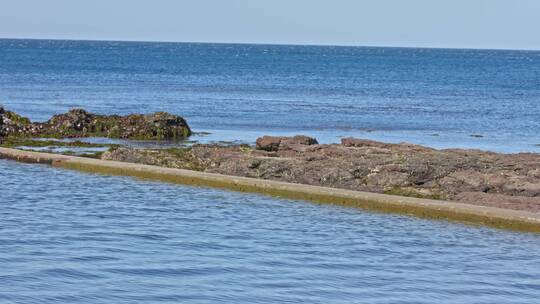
[1,147,539,233]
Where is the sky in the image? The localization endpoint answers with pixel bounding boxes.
[1,0,539,50]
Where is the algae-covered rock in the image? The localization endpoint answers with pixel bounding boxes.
[0,107,192,140]
[101,146,208,171]
[0,106,33,139]
[45,109,192,139]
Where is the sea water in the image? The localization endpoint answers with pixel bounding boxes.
[1,39,539,152]
[1,160,540,303]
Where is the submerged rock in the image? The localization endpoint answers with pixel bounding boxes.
[0,107,192,140]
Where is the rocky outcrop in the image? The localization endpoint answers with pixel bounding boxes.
[0,106,33,140]
[101,136,540,212]
[3,105,538,213]
[43,109,191,139]
[255,135,318,151]
[0,107,191,140]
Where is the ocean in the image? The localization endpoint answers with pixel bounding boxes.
[1,39,539,152]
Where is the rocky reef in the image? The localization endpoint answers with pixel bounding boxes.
[0,107,191,140]
[0,106,32,140]
[3,106,539,213]
[101,135,540,212]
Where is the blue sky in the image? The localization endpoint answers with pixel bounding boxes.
[1,0,539,50]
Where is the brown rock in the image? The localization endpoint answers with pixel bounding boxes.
[455,192,540,212]
[255,135,318,151]
[255,136,283,151]
[100,136,540,213]
[341,137,390,148]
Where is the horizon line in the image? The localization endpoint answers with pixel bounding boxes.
[1,36,539,52]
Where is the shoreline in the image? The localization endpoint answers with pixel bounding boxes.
[2,107,539,231]
[1,147,539,233]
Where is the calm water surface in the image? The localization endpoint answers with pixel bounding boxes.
[1,39,539,152]
[1,159,540,303]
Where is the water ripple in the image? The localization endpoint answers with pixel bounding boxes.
[1,159,540,303]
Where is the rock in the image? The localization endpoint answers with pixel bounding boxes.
[0,106,4,137]
[280,135,319,150]
[439,171,491,194]
[0,107,32,138]
[102,146,206,171]
[256,136,283,151]
[0,107,4,142]
[45,109,191,139]
[340,137,435,153]
[256,135,318,151]
[341,137,384,148]
[102,136,540,213]
[529,169,540,179]
[0,108,192,140]
[4,107,538,214]
[455,192,540,212]
[49,108,94,131]
[101,147,149,164]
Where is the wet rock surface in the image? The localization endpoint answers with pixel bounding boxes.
[101,135,540,212]
[0,108,191,140]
